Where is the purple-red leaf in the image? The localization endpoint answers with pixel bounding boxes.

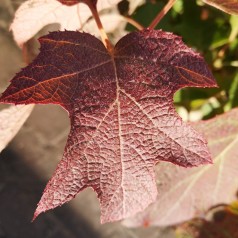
[124,108,238,227]
[0,29,217,223]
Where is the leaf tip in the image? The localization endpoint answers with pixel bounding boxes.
[204,154,213,165]
[32,204,46,222]
[100,214,123,224]
[193,151,213,167]
[200,156,213,166]
[100,216,107,224]
[32,210,40,222]
[210,80,219,88]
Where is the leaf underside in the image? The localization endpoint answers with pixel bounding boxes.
[0,29,217,223]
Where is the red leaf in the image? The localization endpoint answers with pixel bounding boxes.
[0,29,217,223]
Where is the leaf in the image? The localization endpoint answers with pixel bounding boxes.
[0,105,34,153]
[10,0,120,46]
[0,29,216,223]
[203,0,238,15]
[123,108,238,227]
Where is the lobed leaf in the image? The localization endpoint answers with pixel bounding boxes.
[0,29,216,223]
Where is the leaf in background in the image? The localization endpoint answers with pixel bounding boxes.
[10,0,144,47]
[0,29,216,223]
[128,0,145,14]
[0,105,34,153]
[82,13,124,37]
[124,108,238,227]
[203,0,238,15]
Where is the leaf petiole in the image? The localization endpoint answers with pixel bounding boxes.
[149,0,177,29]
[84,0,113,53]
[124,16,144,31]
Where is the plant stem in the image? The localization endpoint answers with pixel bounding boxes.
[149,0,177,29]
[84,0,113,53]
[124,16,144,31]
